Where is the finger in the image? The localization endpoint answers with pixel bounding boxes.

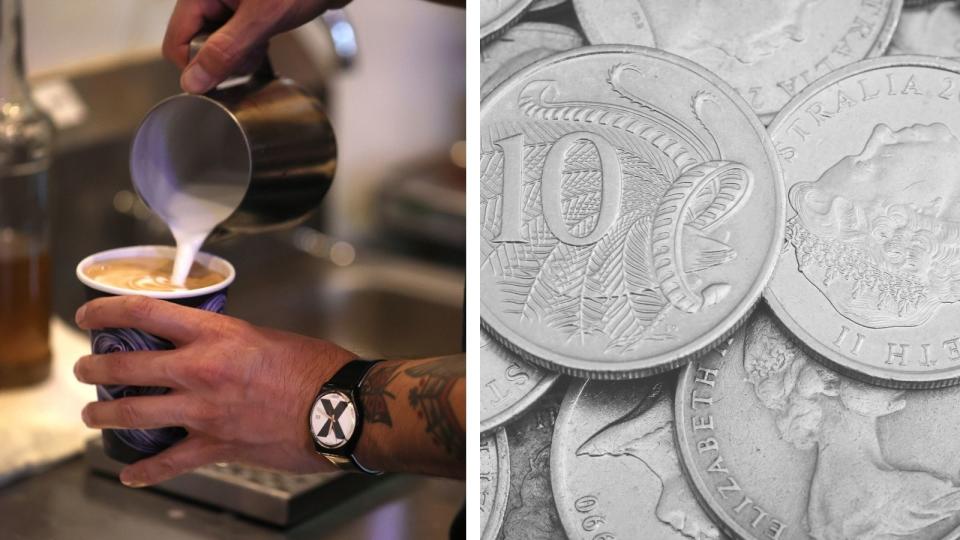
[76,296,211,345]
[162,0,232,69]
[74,350,184,388]
[233,44,268,76]
[180,4,277,93]
[82,394,193,430]
[119,435,227,487]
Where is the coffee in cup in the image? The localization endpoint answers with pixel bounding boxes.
[83,256,226,293]
[76,245,235,464]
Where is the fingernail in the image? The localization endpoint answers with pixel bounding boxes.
[75,305,86,326]
[73,358,85,382]
[181,63,215,94]
[120,471,146,488]
[80,405,91,426]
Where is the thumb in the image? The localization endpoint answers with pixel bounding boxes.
[119,435,228,487]
[181,8,274,94]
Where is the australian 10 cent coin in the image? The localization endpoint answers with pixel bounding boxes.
[480,46,785,378]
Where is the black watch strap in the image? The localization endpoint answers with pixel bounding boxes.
[313,359,383,475]
[327,358,380,389]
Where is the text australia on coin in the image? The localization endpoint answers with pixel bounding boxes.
[481,22,584,99]
[572,0,901,119]
[765,56,960,387]
[479,328,559,433]
[482,0,537,44]
[479,46,784,378]
[676,307,960,540]
[481,429,511,540]
[497,383,567,539]
[552,376,723,540]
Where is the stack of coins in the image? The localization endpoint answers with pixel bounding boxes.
[479,1,960,538]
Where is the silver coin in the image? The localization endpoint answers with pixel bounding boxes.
[481,22,584,100]
[552,376,723,540]
[889,3,960,57]
[676,307,960,540]
[480,46,785,378]
[572,0,902,119]
[530,0,567,11]
[480,328,559,433]
[482,0,536,44]
[498,383,567,539]
[481,428,511,540]
[765,56,960,388]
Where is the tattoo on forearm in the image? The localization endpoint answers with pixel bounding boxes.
[360,362,403,427]
[405,360,466,461]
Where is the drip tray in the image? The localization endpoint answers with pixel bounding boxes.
[84,437,381,527]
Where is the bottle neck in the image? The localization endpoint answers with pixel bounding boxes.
[0,0,29,104]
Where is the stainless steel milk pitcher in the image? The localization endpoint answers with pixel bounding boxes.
[130,33,337,241]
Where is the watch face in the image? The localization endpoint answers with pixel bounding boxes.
[310,390,357,449]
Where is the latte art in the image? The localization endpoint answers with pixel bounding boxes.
[83,256,225,292]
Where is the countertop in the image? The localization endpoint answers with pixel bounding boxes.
[0,457,464,539]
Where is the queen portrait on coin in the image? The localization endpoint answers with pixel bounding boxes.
[787,123,960,329]
[744,316,960,539]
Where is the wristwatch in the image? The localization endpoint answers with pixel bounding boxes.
[308,359,383,475]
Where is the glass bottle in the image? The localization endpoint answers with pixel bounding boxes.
[0,0,53,388]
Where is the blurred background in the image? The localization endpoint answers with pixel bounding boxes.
[1,0,465,538]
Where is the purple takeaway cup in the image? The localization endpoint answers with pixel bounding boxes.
[75,245,235,464]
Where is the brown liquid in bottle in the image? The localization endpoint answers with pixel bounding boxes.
[0,231,51,388]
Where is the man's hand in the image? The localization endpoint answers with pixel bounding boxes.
[73,296,466,486]
[74,296,354,486]
[163,0,349,93]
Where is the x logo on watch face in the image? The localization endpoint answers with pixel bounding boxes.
[318,397,350,441]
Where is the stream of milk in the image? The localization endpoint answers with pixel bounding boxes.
[158,185,241,285]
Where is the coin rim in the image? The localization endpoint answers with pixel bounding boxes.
[764,54,960,389]
[481,0,537,46]
[571,0,903,117]
[481,428,511,540]
[479,44,785,380]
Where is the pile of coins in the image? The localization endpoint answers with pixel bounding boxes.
[479,1,960,538]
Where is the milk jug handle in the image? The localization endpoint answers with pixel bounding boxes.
[188,33,277,89]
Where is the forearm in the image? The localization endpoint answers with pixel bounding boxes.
[355,355,465,478]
